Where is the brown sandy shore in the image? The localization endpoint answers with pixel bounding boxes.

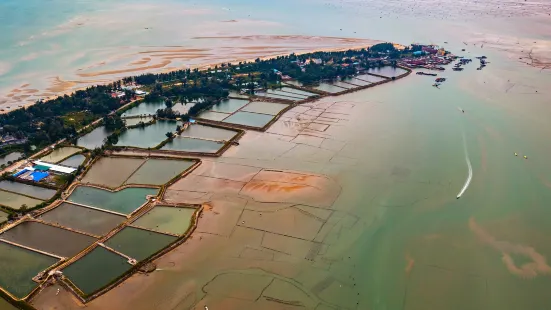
[0,35,379,114]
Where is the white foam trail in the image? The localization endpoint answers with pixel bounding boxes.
[457,132,473,199]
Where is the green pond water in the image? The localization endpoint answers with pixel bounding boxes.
[0,153,22,166]
[314,83,347,93]
[39,147,81,163]
[223,111,273,128]
[241,101,289,116]
[123,116,154,127]
[125,159,195,185]
[68,186,158,215]
[115,120,180,149]
[0,190,43,210]
[132,206,195,236]
[161,137,224,153]
[197,111,229,121]
[0,221,97,258]
[181,124,237,141]
[77,126,112,150]
[209,98,249,113]
[58,154,86,168]
[38,202,126,237]
[121,101,166,117]
[0,242,58,299]
[0,181,56,200]
[105,227,177,261]
[367,66,408,77]
[62,246,132,296]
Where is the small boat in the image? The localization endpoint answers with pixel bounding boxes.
[524,155,528,159]
[514,153,518,156]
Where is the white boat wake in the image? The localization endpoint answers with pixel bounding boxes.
[457,131,473,199]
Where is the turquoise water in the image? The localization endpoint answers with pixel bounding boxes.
[68,186,158,215]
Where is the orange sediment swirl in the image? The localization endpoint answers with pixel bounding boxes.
[469,217,551,278]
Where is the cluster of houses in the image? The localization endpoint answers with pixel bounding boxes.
[0,134,27,147]
[399,45,455,71]
[110,85,148,100]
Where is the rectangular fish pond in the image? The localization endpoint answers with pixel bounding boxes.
[38,202,126,237]
[67,186,158,215]
[255,91,300,101]
[58,154,86,168]
[209,98,249,114]
[266,89,308,99]
[39,147,81,164]
[62,246,132,297]
[222,111,274,128]
[77,126,112,150]
[240,101,289,116]
[121,101,166,117]
[0,241,59,299]
[355,74,388,83]
[131,206,196,236]
[278,87,317,98]
[105,226,177,261]
[0,221,97,258]
[0,180,57,200]
[0,152,22,167]
[313,83,348,93]
[82,157,196,188]
[115,120,181,149]
[181,124,238,141]
[0,190,44,210]
[161,137,225,153]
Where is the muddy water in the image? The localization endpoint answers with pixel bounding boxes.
[125,159,195,185]
[0,181,56,200]
[367,66,408,77]
[39,147,81,163]
[38,202,126,237]
[181,124,238,141]
[58,154,86,168]
[0,153,22,167]
[0,190,43,210]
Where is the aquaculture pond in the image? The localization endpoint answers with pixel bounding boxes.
[105,227,177,261]
[68,186,158,215]
[267,89,307,99]
[241,101,289,116]
[222,111,274,128]
[77,126,112,150]
[354,74,387,83]
[0,152,22,166]
[197,111,229,121]
[0,190,43,210]
[181,124,238,141]
[121,101,165,117]
[0,221,97,258]
[0,181,56,200]
[38,202,126,237]
[279,87,317,97]
[58,154,86,168]
[313,83,347,93]
[131,206,196,236]
[115,120,181,149]
[0,211,7,223]
[331,80,355,89]
[125,159,195,185]
[366,66,408,77]
[82,157,145,189]
[255,91,299,101]
[62,246,132,296]
[161,137,224,153]
[344,77,372,86]
[123,116,154,127]
[209,98,249,114]
[39,147,81,163]
[0,242,59,299]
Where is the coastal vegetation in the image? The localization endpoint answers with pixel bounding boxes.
[0,43,417,157]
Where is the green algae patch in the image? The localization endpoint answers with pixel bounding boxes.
[131,206,195,236]
[0,242,59,299]
[38,202,126,237]
[105,227,177,261]
[62,246,131,297]
[68,186,158,215]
